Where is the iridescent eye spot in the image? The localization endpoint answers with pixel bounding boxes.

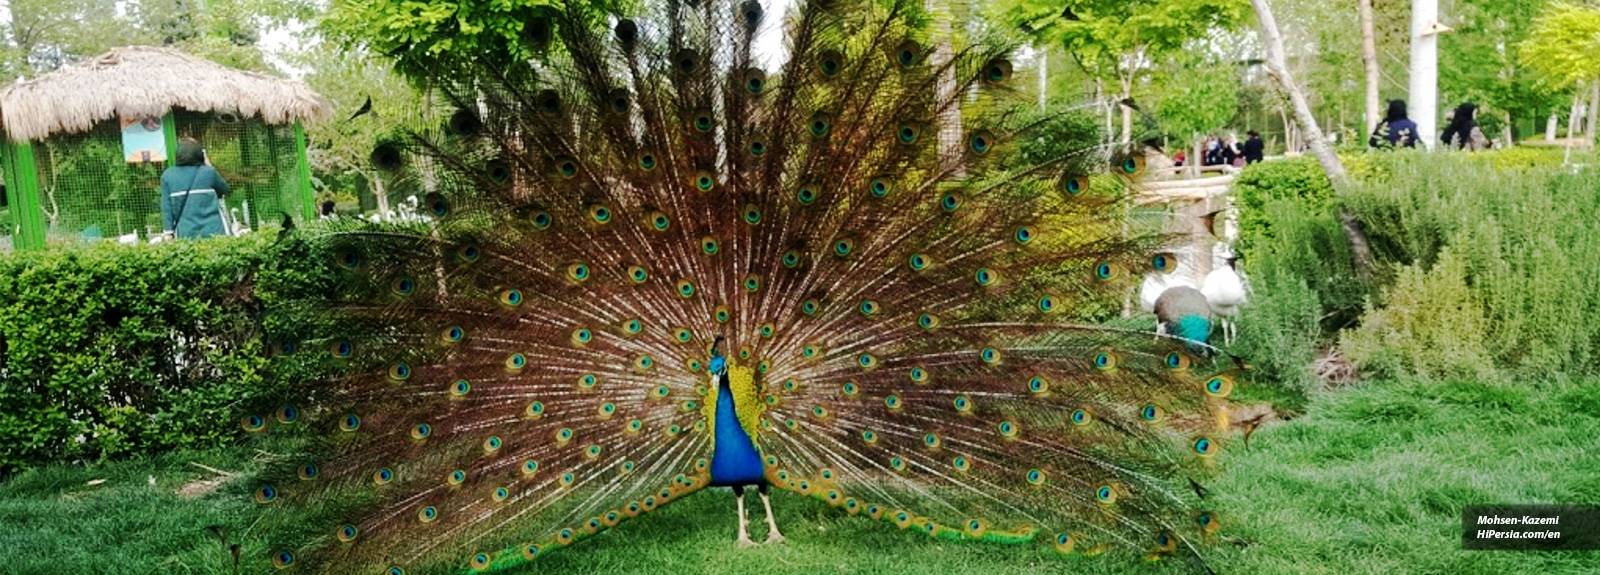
[940,193,962,211]
[924,433,940,448]
[869,178,891,197]
[858,353,877,369]
[526,401,545,418]
[507,353,527,369]
[391,277,415,295]
[241,414,266,432]
[716,306,731,323]
[499,289,523,306]
[336,251,360,269]
[332,340,352,358]
[298,463,318,480]
[340,413,361,432]
[650,212,671,231]
[890,459,906,472]
[910,367,929,383]
[1194,437,1216,456]
[1028,376,1049,394]
[578,374,597,389]
[1038,295,1057,312]
[338,524,359,542]
[531,211,553,229]
[700,236,720,255]
[759,323,775,337]
[448,470,466,485]
[998,421,1019,438]
[969,131,993,153]
[783,379,799,392]
[254,484,278,503]
[811,405,828,419]
[638,153,657,170]
[411,423,431,440]
[471,553,490,569]
[862,429,878,444]
[980,348,1000,363]
[783,251,801,268]
[694,174,715,191]
[743,206,762,225]
[976,268,998,286]
[389,362,411,380]
[374,467,395,485]
[833,239,854,256]
[1095,262,1115,280]
[1165,352,1190,371]
[908,254,930,271]
[556,428,574,442]
[917,313,939,329]
[1096,485,1116,503]
[952,395,970,412]
[623,319,643,334]
[1014,226,1034,244]
[802,300,819,316]
[1205,376,1235,397]
[1141,405,1163,421]
[859,300,878,316]
[797,186,818,204]
[884,395,901,409]
[749,140,767,156]
[677,280,696,297]
[522,460,540,475]
[1027,469,1046,485]
[443,326,465,343]
[1093,351,1117,371]
[451,379,471,397]
[494,487,510,502]
[567,263,591,281]
[1071,409,1090,425]
[272,551,295,569]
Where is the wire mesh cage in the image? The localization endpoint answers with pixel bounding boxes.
[3,111,310,249]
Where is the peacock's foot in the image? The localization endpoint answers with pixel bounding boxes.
[764,532,786,545]
[736,536,758,549]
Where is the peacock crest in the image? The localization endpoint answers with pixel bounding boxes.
[249,0,1236,573]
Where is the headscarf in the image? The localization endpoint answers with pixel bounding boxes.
[1384,99,1409,122]
[1441,103,1478,149]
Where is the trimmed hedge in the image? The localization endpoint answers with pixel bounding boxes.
[0,234,336,476]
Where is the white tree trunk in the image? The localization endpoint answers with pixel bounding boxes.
[1409,0,1440,150]
[1250,0,1376,279]
[1546,113,1559,141]
[1360,0,1381,134]
[1589,81,1599,143]
[1568,90,1583,140]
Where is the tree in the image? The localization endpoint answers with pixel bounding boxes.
[1360,0,1379,136]
[1520,2,1600,143]
[991,0,1244,144]
[1249,0,1375,280]
[1146,44,1241,173]
[285,39,430,215]
[1439,0,1563,145]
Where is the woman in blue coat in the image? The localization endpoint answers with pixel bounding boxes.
[159,138,232,239]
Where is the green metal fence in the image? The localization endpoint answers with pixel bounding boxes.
[0,110,313,250]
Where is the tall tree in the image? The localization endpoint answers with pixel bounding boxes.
[1359,0,1379,136]
[1250,0,1375,280]
[1438,0,1561,144]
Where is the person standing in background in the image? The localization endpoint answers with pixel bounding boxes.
[1441,102,1493,151]
[1368,99,1419,149]
[1242,130,1265,164]
[159,138,232,239]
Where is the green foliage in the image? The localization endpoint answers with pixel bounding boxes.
[1231,270,1323,402]
[324,0,609,82]
[1438,0,1563,140]
[0,234,337,476]
[1339,154,1600,378]
[1232,156,1336,252]
[1519,2,1600,89]
[1338,250,1497,380]
[1147,48,1242,143]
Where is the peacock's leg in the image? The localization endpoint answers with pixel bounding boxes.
[733,486,756,548]
[758,484,786,544]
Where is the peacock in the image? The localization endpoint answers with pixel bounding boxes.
[248,1,1239,573]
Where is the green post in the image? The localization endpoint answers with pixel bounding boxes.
[295,122,314,221]
[162,111,178,163]
[1,140,47,250]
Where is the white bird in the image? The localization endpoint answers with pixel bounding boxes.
[1202,253,1249,345]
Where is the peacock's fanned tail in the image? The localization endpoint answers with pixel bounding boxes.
[252,0,1233,572]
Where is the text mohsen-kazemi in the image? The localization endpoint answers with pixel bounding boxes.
[1478,515,1561,525]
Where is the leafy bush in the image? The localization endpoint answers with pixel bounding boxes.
[1338,249,1497,380]
[1341,155,1600,378]
[1231,156,1335,255]
[0,234,337,476]
[1231,269,1323,400]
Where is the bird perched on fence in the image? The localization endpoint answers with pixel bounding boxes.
[247,1,1236,573]
[1201,253,1248,346]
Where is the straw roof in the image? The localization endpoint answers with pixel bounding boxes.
[0,46,333,142]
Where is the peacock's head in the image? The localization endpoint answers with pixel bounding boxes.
[709,336,728,376]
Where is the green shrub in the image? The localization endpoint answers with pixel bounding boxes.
[0,234,336,476]
[1231,269,1323,401]
[1339,249,1497,380]
[1232,156,1335,255]
[1343,155,1600,377]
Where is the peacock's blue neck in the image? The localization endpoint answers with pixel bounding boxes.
[708,375,765,487]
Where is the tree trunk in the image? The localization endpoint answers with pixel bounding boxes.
[1361,0,1380,135]
[1503,111,1514,147]
[1570,90,1584,140]
[1580,80,1593,143]
[1250,0,1377,281]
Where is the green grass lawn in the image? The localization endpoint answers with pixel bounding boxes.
[3,378,1599,574]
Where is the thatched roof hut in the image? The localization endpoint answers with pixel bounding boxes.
[0,46,332,142]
